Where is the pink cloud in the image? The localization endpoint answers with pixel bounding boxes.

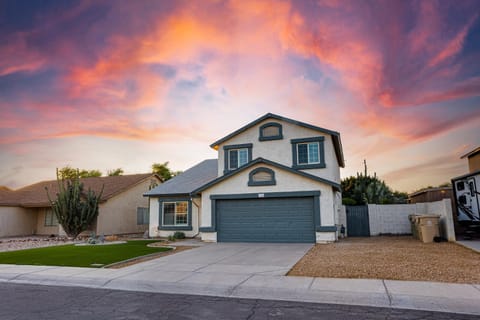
[0,33,46,76]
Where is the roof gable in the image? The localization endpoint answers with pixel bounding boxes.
[192,158,341,195]
[210,113,345,167]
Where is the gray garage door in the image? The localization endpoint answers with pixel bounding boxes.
[216,197,315,243]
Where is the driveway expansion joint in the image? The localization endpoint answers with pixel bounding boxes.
[226,274,255,296]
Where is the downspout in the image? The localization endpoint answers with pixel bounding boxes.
[190,195,201,238]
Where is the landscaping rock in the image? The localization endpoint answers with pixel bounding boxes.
[288,236,480,284]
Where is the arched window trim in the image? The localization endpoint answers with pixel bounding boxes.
[259,122,283,141]
[248,167,276,186]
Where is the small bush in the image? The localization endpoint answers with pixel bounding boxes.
[167,235,175,242]
[173,232,185,239]
[342,197,357,205]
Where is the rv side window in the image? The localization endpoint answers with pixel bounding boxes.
[469,182,475,194]
[457,181,465,191]
[459,195,467,205]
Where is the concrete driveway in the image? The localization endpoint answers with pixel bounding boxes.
[126,242,313,277]
[92,242,312,297]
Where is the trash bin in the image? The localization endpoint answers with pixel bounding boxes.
[416,215,440,243]
[408,214,420,239]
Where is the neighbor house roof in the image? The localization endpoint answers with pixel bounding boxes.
[192,158,341,194]
[461,147,480,159]
[144,159,218,197]
[0,173,160,207]
[408,186,452,198]
[209,113,345,167]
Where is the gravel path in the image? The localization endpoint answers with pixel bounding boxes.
[288,236,480,284]
[0,236,73,252]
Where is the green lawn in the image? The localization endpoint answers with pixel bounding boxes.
[0,240,170,268]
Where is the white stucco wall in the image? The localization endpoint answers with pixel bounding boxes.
[200,162,337,243]
[148,196,200,238]
[366,199,455,241]
[0,206,37,237]
[216,119,341,184]
[95,178,159,235]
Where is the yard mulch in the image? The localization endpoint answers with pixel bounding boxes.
[288,236,480,284]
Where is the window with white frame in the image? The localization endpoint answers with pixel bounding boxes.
[297,142,320,164]
[291,137,325,169]
[162,201,188,226]
[44,208,59,227]
[228,148,249,170]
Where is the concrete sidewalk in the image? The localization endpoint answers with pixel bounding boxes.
[0,262,479,315]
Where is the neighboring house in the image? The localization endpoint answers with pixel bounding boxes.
[461,147,480,173]
[146,113,345,243]
[0,174,161,238]
[408,187,453,204]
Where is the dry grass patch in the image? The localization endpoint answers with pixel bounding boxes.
[288,236,480,284]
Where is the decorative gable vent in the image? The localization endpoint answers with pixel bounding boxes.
[259,122,283,141]
[248,167,276,186]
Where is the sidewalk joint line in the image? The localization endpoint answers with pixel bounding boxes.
[471,284,480,293]
[307,277,315,290]
[382,280,393,306]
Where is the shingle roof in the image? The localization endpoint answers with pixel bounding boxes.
[144,159,218,196]
[0,174,160,207]
[209,113,345,167]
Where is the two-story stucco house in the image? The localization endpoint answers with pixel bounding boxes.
[146,113,345,243]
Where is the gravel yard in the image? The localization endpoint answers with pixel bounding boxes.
[288,236,480,284]
[0,236,73,252]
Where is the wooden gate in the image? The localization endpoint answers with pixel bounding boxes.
[346,205,370,237]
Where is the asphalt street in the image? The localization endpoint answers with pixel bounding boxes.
[0,283,477,320]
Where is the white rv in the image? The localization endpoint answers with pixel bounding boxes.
[452,170,480,224]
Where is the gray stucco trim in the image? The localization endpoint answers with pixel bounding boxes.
[209,113,345,167]
[203,191,321,232]
[158,198,193,231]
[210,190,321,200]
[291,136,326,170]
[145,192,190,198]
[259,122,283,141]
[316,226,337,232]
[199,227,216,232]
[192,157,341,194]
[248,167,276,186]
[223,143,253,175]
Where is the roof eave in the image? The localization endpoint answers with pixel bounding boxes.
[460,147,480,159]
[192,157,341,195]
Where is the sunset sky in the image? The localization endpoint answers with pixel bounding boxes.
[0,0,479,192]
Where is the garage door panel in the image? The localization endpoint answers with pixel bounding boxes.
[217,197,315,243]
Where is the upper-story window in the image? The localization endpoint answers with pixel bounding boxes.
[298,142,319,164]
[259,122,283,141]
[229,148,248,170]
[223,143,253,174]
[291,137,326,169]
